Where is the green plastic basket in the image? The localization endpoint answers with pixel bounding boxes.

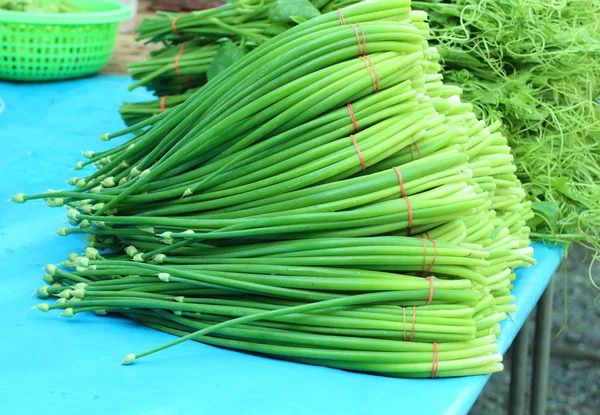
[0,1,131,81]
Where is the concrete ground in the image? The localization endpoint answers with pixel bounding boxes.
[471,248,600,414]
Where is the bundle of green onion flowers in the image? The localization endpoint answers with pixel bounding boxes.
[17,0,534,378]
[120,0,362,125]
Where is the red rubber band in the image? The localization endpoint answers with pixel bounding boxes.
[432,342,439,378]
[349,23,366,56]
[185,75,192,89]
[347,103,360,132]
[360,55,380,93]
[175,43,185,76]
[350,134,366,170]
[338,9,345,25]
[171,16,182,36]
[403,307,407,341]
[410,306,416,342]
[426,276,435,305]
[160,96,167,113]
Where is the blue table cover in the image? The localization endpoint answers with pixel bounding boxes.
[0,76,564,415]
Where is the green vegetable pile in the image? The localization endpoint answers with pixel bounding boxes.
[125,0,600,267]
[411,0,600,258]
[120,0,358,125]
[17,0,534,377]
[0,0,79,13]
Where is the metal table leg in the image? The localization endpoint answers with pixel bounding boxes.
[509,320,531,415]
[530,279,555,415]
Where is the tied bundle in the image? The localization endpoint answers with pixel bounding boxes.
[120,0,321,124]
[17,0,534,378]
[120,0,383,125]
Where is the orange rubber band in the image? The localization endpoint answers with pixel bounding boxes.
[350,134,366,170]
[337,9,345,25]
[160,96,168,113]
[414,142,422,158]
[393,167,406,198]
[367,56,380,92]
[425,233,437,274]
[403,307,407,341]
[426,276,435,305]
[408,142,422,161]
[175,43,185,76]
[409,142,422,161]
[418,237,428,273]
[405,196,413,236]
[171,16,182,36]
[432,342,439,378]
[418,233,437,275]
[360,56,376,92]
[185,75,192,89]
[347,103,360,132]
[393,167,413,235]
[349,23,366,56]
[357,23,366,55]
[360,55,380,93]
[410,306,416,342]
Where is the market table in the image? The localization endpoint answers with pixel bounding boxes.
[0,76,564,415]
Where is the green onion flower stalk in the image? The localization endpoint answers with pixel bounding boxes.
[18,0,534,378]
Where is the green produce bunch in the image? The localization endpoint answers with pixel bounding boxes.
[17,0,534,378]
[120,0,364,124]
[125,0,600,263]
[411,0,600,258]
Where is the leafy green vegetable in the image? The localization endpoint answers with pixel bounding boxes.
[207,39,246,82]
[311,0,330,9]
[269,0,320,24]
[411,0,600,255]
[530,201,560,232]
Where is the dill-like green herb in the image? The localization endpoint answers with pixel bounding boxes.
[412,0,600,257]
